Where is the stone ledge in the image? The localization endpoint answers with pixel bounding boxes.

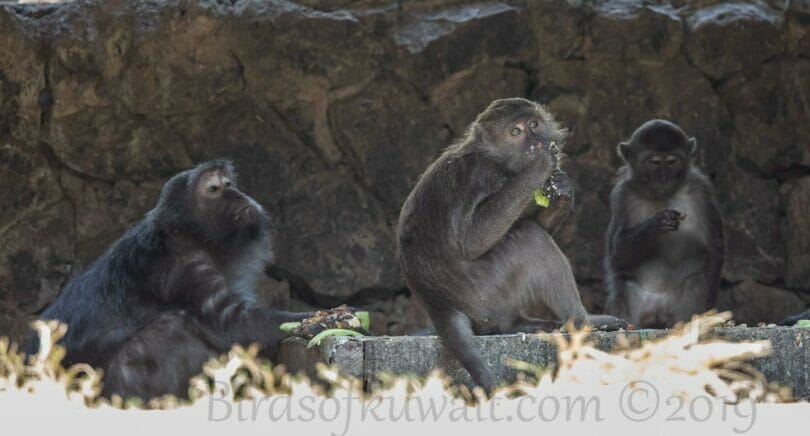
[278,327,809,397]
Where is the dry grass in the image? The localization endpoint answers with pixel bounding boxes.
[0,312,795,412]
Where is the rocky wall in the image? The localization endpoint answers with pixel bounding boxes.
[0,0,808,342]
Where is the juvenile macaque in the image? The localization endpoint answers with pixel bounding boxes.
[605,120,724,328]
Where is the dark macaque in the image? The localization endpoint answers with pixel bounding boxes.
[397,98,627,393]
[25,160,312,400]
[605,120,724,328]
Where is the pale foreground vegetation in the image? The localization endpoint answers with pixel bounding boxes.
[4,314,808,434]
[0,313,795,411]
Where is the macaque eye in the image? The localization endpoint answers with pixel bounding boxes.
[510,127,522,137]
[223,180,232,189]
[207,185,220,194]
[665,156,679,165]
[649,156,663,165]
[528,120,539,129]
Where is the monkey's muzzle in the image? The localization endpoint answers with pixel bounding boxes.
[235,203,257,223]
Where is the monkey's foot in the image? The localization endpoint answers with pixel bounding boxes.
[583,315,629,331]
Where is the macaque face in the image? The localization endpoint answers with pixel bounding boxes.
[619,120,695,198]
[493,113,561,171]
[192,169,264,240]
[633,144,689,197]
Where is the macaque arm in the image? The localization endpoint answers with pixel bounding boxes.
[156,252,300,349]
[462,164,552,259]
[538,201,570,236]
[606,189,660,272]
[537,171,574,235]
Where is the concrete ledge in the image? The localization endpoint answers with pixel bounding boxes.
[278,327,809,397]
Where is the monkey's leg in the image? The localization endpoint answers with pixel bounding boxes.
[508,220,588,320]
[489,220,626,331]
[671,272,712,325]
[103,312,216,401]
[431,309,495,394]
[605,282,634,325]
[607,281,642,326]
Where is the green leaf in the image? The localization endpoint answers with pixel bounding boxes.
[279,322,301,333]
[307,329,365,348]
[534,189,550,208]
[356,311,370,331]
[797,319,810,328]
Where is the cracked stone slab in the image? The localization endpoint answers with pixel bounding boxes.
[278,327,810,397]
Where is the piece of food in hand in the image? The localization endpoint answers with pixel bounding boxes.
[534,189,550,207]
[534,168,569,208]
[279,304,370,339]
[543,169,566,201]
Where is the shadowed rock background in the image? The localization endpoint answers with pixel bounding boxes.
[0,0,808,343]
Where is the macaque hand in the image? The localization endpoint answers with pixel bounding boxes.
[650,209,683,233]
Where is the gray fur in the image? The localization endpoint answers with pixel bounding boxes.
[398,98,627,392]
[605,120,724,328]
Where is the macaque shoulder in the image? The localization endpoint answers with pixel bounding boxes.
[422,151,505,202]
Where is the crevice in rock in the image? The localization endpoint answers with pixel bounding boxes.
[322,93,393,227]
[33,46,79,265]
[0,197,62,240]
[38,140,118,185]
[270,103,335,169]
[35,46,118,185]
[678,24,728,92]
[230,50,247,91]
[569,2,593,62]
[6,2,60,20]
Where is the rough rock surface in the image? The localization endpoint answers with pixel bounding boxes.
[0,0,808,343]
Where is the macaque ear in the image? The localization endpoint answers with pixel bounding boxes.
[617,142,631,163]
[474,123,499,147]
[688,137,698,156]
